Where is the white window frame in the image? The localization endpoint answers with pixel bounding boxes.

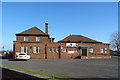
[105,51,107,53]
[36,37,40,41]
[33,47,40,53]
[90,48,94,53]
[100,48,105,53]
[49,48,52,53]
[74,48,78,53]
[21,46,28,53]
[52,48,55,53]
[62,48,67,53]
[105,48,107,53]
[54,48,56,53]
[56,48,59,53]
[24,37,29,41]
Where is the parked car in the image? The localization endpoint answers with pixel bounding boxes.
[16,53,30,60]
[113,52,120,56]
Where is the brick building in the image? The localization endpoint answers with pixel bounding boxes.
[13,22,111,59]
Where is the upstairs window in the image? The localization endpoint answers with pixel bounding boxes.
[33,47,40,53]
[24,37,29,41]
[36,37,40,41]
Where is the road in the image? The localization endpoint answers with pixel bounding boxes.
[1,56,119,79]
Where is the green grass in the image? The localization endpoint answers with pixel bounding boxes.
[0,64,71,80]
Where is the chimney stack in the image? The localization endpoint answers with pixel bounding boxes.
[45,22,48,34]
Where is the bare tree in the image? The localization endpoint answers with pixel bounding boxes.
[110,31,120,52]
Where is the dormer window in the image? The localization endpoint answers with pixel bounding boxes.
[24,37,29,41]
[36,37,40,41]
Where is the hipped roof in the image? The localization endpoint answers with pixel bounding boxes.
[58,35,102,43]
[16,27,48,36]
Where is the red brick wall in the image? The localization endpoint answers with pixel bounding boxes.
[13,37,110,59]
[16,36,51,42]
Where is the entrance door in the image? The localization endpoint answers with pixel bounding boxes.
[82,48,87,56]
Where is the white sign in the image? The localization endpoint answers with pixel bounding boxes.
[66,43,76,47]
[67,51,75,53]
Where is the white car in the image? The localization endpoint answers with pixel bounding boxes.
[16,53,30,60]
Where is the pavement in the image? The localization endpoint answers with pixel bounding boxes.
[1,56,119,80]
[1,67,46,80]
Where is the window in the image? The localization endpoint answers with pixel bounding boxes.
[24,37,29,41]
[49,48,59,53]
[49,48,52,53]
[74,48,78,53]
[56,48,59,53]
[105,51,107,53]
[33,47,40,53]
[90,48,94,53]
[52,48,56,53]
[100,48,107,53]
[62,48,67,53]
[105,48,107,53]
[36,37,40,41]
[100,48,105,53]
[21,46,28,53]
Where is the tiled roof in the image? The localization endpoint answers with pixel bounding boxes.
[58,35,101,43]
[16,27,48,35]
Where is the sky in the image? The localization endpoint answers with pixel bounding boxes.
[1,0,120,2]
[1,2,118,50]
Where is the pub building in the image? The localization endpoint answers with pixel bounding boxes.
[13,22,111,59]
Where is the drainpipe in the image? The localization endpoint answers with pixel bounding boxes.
[58,45,61,59]
[45,44,47,59]
[13,43,16,59]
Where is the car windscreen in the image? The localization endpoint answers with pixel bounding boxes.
[19,54,26,55]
